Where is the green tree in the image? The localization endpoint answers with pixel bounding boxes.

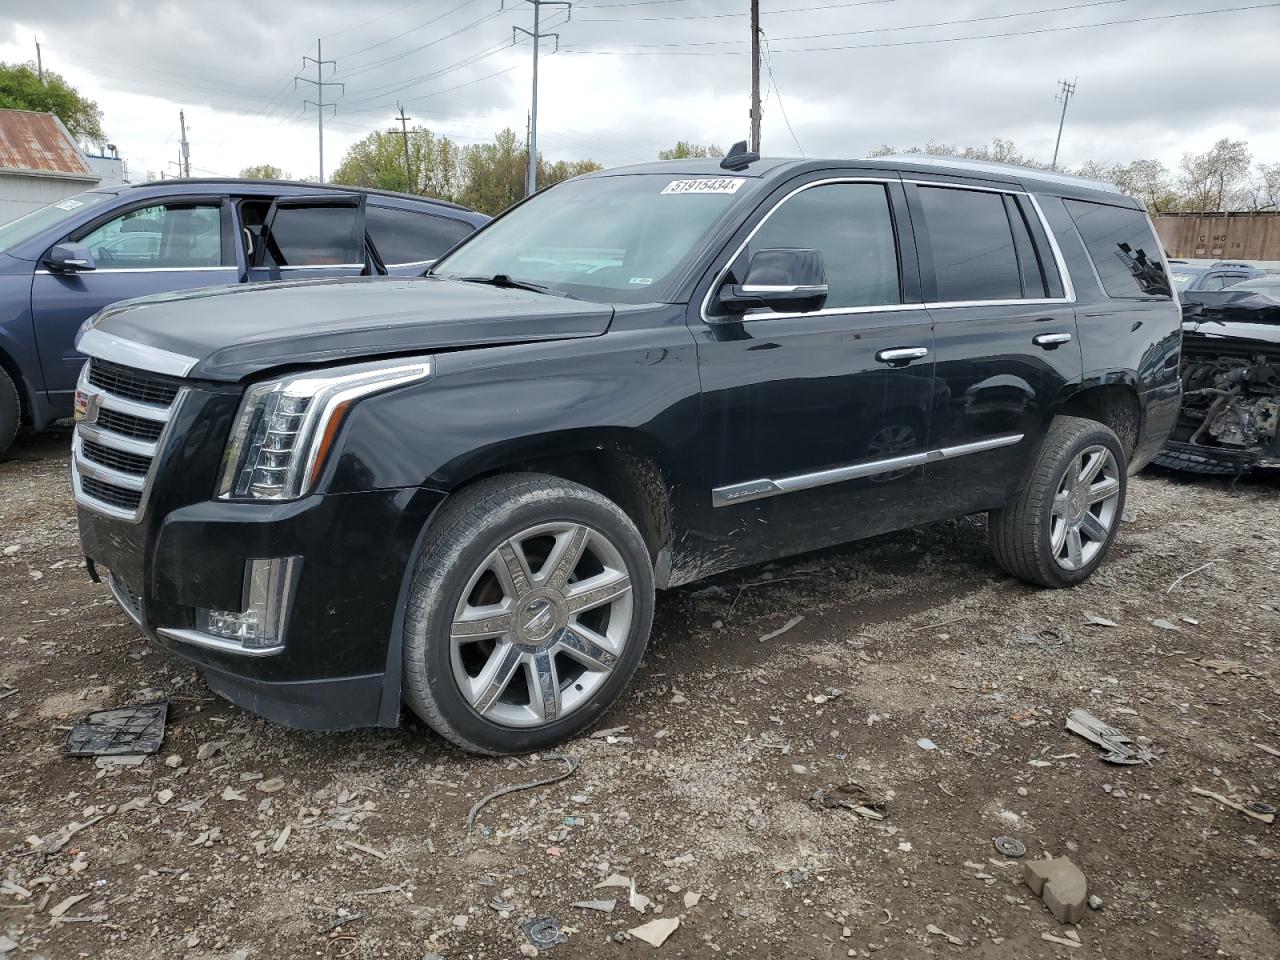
[239,163,287,180]
[0,61,106,146]
[1177,138,1252,213]
[659,141,724,160]
[456,128,528,215]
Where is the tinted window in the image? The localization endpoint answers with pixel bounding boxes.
[78,203,222,268]
[918,186,1021,302]
[367,205,474,264]
[1008,197,1049,298]
[1202,273,1243,291]
[746,182,900,309]
[1064,199,1170,298]
[265,205,361,266]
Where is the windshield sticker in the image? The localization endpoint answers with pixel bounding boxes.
[661,178,746,196]
[54,198,85,211]
[629,277,654,285]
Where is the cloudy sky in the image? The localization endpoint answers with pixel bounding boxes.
[2,0,1278,183]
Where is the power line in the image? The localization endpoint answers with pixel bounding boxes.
[321,0,438,42]
[559,2,1280,55]
[761,32,804,156]
[335,0,487,67]
[574,0,910,21]
[337,6,505,81]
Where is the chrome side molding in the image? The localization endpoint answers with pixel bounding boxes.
[711,433,1024,507]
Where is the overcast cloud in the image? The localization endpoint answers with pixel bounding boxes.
[1,0,1278,183]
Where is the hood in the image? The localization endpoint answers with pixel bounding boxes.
[1182,289,1280,348]
[78,276,614,381]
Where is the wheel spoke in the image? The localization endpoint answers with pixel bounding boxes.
[451,611,512,641]
[1080,449,1108,486]
[565,570,631,615]
[557,625,619,671]
[541,524,589,590]
[1051,490,1070,518]
[469,640,524,714]
[1086,476,1120,504]
[1079,511,1110,543]
[530,651,561,722]
[1050,517,1068,554]
[496,541,534,595]
[1066,525,1085,568]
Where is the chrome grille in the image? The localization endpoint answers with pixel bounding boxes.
[72,360,185,522]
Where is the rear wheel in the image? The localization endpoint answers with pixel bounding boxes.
[989,416,1127,588]
[0,367,20,458]
[401,473,654,755]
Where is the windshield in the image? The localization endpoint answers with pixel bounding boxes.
[0,191,114,257]
[1170,271,1196,293]
[432,173,749,303]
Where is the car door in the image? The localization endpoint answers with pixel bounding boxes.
[906,179,1082,516]
[30,196,234,403]
[365,203,478,277]
[247,194,370,282]
[693,175,939,569]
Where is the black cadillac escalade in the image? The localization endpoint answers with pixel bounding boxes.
[72,148,1182,754]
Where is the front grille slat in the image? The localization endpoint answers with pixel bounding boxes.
[74,359,186,521]
[87,359,181,407]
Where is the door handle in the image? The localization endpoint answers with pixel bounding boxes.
[876,346,929,364]
[1033,332,1072,348]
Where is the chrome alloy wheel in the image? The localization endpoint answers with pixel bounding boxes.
[1050,444,1122,572]
[450,522,634,728]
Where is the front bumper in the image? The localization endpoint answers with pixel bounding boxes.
[80,485,446,730]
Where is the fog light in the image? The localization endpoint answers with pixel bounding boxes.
[196,557,300,650]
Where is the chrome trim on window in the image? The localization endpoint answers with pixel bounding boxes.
[77,328,199,378]
[155,627,284,658]
[699,176,1077,325]
[35,266,236,275]
[711,433,1024,507]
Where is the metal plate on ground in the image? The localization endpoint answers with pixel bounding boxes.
[65,702,169,757]
[994,836,1026,858]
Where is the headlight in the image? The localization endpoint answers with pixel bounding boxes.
[218,357,432,501]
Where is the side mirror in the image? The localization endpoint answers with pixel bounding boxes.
[43,242,96,273]
[718,248,827,315]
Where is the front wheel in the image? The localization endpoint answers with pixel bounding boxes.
[401,473,655,755]
[989,416,1127,588]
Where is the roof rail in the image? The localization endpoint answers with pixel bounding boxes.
[870,154,1122,194]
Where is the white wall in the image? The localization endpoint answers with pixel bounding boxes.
[0,174,101,226]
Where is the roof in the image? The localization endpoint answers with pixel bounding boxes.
[0,109,96,180]
[118,177,478,215]
[870,155,1121,195]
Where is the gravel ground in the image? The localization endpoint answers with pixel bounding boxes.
[1,425,1278,960]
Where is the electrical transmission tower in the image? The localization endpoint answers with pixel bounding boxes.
[296,40,344,183]
[1051,78,1077,172]
[514,0,572,198]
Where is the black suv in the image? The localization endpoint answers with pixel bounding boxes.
[72,150,1182,754]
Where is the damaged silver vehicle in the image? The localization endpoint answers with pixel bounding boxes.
[1154,276,1280,475]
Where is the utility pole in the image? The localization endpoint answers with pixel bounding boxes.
[178,110,191,178]
[515,0,572,198]
[1051,78,1077,172]
[750,0,761,153]
[395,103,413,193]
[35,38,42,82]
[296,40,343,183]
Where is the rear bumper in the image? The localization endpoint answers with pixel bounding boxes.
[79,485,447,730]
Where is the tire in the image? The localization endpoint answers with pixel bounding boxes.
[1151,443,1254,476]
[988,416,1128,589]
[0,367,20,458]
[401,473,655,755]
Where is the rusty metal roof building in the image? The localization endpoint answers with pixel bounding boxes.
[0,108,100,224]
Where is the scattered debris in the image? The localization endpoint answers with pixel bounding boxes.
[64,702,167,757]
[1187,657,1252,676]
[317,913,363,934]
[1191,786,1276,824]
[1024,856,1089,924]
[1041,932,1082,948]
[596,874,632,890]
[195,740,228,761]
[917,738,938,751]
[758,614,804,643]
[571,899,616,913]
[1013,628,1069,650]
[465,752,578,832]
[628,916,680,948]
[1088,895,1104,911]
[926,923,964,946]
[49,894,90,918]
[628,877,652,914]
[994,836,1026,858]
[1166,558,1224,593]
[221,787,247,802]
[519,916,569,950]
[1150,618,1180,632]
[256,777,286,793]
[341,841,388,860]
[1083,612,1119,627]
[272,824,292,853]
[809,782,888,820]
[1256,743,1280,758]
[1065,708,1155,765]
[683,891,701,908]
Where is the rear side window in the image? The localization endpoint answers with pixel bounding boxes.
[746,182,901,309]
[918,187,1023,302]
[1063,200,1170,298]
[265,205,362,267]
[367,206,474,265]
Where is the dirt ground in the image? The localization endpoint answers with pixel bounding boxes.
[1,425,1278,960]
